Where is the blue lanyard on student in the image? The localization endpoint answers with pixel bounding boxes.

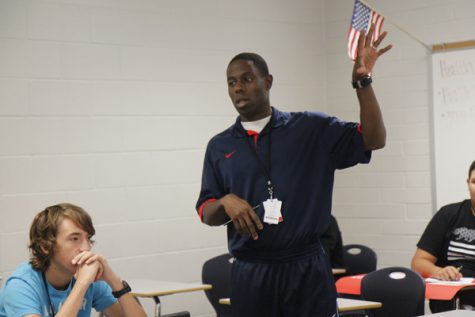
[244,117,274,199]
[41,272,75,317]
[42,272,56,317]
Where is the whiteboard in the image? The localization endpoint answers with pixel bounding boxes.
[432,48,475,209]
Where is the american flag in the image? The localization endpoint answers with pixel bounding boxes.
[348,0,384,60]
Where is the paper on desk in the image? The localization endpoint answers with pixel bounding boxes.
[425,277,475,285]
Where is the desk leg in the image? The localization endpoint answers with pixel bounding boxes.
[452,296,461,310]
[153,296,161,317]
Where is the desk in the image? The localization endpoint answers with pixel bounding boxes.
[335,274,475,301]
[418,310,475,316]
[332,268,346,275]
[338,298,382,312]
[128,279,212,317]
[219,297,382,313]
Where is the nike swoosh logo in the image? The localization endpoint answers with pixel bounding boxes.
[225,150,236,159]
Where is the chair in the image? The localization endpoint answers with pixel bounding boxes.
[361,267,425,317]
[201,253,234,317]
[342,244,377,276]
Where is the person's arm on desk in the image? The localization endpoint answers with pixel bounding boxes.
[75,252,147,317]
[411,248,462,281]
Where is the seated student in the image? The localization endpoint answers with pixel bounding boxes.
[321,214,345,269]
[411,160,475,312]
[0,203,147,317]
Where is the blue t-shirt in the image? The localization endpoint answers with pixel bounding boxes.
[0,262,117,317]
[197,108,371,259]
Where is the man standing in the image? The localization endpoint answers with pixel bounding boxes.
[0,203,147,317]
[196,25,391,317]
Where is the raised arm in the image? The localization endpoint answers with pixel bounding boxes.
[353,24,392,151]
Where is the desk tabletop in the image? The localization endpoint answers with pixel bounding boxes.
[418,310,475,316]
[337,298,382,312]
[336,274,475,301]
[335,274,364,295]
[219,298,231,305]
[128,279,212,298]
[332,268,346,275]
[426,283,475,301]
[219,297,382,312]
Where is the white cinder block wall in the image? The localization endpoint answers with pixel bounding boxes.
[0,0,326,316]
[328,0,475,268]
[1,0,474,315]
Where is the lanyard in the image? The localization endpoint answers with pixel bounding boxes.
[42,272,56,317]
[41,273,75,317]
[244,118,274,199]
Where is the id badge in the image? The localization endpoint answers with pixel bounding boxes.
[263,198,283,225]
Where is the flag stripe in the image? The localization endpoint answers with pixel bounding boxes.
[348,0,384,60]
[348,29,359,62]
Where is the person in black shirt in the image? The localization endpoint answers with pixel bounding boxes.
[412,160,475,312]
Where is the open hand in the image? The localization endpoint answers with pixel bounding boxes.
[353,23,392,79]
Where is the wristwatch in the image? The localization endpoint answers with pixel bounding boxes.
[112,280,132,298]
[352,75,372,89]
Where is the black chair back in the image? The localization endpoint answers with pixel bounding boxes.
[343,244,377,276]
[361,267,425,317]
[202,253,233,317]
